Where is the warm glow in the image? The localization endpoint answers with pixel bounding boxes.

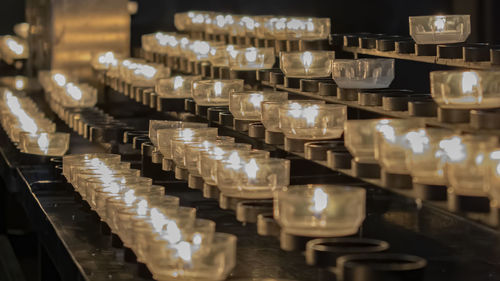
[214,81,223,97]
[377,123,396,144]
[6,38,24,55]
[434,16,446,32]
[302,105,319,126]
[461,71,479,95]
[15,77,25,90]
[65,83,82,101]
[173,76,184,90]
[135,64,157,79]
[97,51,118,67]
[248,93,264,109]
[245,48,257,62]
[310,187,328,215]
[150,208,168,232]
[53,73,67,87]
[301,51,313,72]
[163,220,182,244]
[244,158,259,179]
[136,199,148,216]
[227,151,242,169]
[440,136,466,162]
[37,133,49,154]
[405,129,429,154]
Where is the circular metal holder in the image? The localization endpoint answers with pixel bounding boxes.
[265,130,284,145]
[395,40,415,54]
[219,112,234,126]
[318,82,337,96]
[219,66,230,79]
[157,97,185,112]
[300,78,333,93]
[437,44,463,59]
[299,39,330,51]
[184,98,196,114]
[337,88,358,101]
[491,47,500,65]
[162,158,174,171]
[413,183,447,201]
[306,237,390,267]
[408,100,438,117]
[203,183,220,199]
[376,36,406,51]
[248,122,265,138]
[256,69,273,82]
[151,149,163,164]
[284,76,301,89]
[188,174,204,190]
[352,159,380,179]
[236,200,274,223]
[327,147,353,169]
[265,39,276,48]
[470,109,500,129]
[207,107,228,123]
[447,190,491,213]
[195,104,209,117]
[257,213,281,237]
[270,72,285,85]
[415,44,437,56]
[149,92,158,110]
[233,119,251,132]
[210,65,221,79]
[305,141,344,161]
[219,194,243,210]
[174,167,189,181]
[382,94,410,111]
[438,107,470,123]
[381,169,413,189]
[358,91,387,106]
[463,43,490,62]
[359,35,380,49]
[343,35,360,47]
[230,70,258,85]
[132,136,150,150]
[336,253,427,281]
[284,137,309,153]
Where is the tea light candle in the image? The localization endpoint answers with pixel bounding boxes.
[404,128,454,186]
[261,101,285,133]
[344,119,382,163]
[444,135,497,197]
[191,79,244,106]
[19,132,70,156]
[279,101,346,140]
[208,45,241,67]
[332,59,395,89]
[283,17,331,40]
[199,143,252,185]
[0,35,28,61]
[409,15,470,44]
[184,137,235,176]
[280,51,335,78]
[217,157,289,199]
[149,120,207,148]
[430,70,500,109]
[277,185,365,237]
[228,47,275,70]
[156,75,202,98]
[374,119,425,174]
[157,127,218,160]
[229,91,288,121]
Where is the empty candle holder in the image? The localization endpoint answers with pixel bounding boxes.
[192,79,244,106]
[261,101,286,145]
[409,15,470,44]
[280,51,335,78]
[404,128,454,200]
[157,127,218,162]
[430,70,500,109]
[344,120,382,179]
[332,59,395,89]
[276,185,366,237]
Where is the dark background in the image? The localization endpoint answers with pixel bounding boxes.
[0,0,498,91]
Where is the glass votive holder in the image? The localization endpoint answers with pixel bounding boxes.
[228,47,275,70]
[59,82,98,108]
[277,185,366,237]
[131,63,171,87]
[430,70,500,109]
[149,120,206,148]
[185,137,235,176]
[279,102,346,140]
[156,75,202,98]
[217,158,290,199]
[192,79,244,106]
[284,17,331,40]
[444,135,497,197]
[261,101,284,133]
[20,132,70,156]
[229,91,288,121]
[208,45,240,67]
[280,51,335,78]
[91,51,119,71]
[157,127,218,159]
[150,232,237,281]
[199,143,252,185]
[344,119,381,162]
[404,128,454,186]
[62,153,121,178]
[409,15,470,44]
[332,59,395,89]
[171,135,212,169]
[374,119,425,174]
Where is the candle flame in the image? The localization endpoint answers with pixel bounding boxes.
[434,16,446,32]
[248,93,264,109]
[310,187,328,215]
[301,51,313,72]
[214,81,223,97]
[244,48,257,62]
[65,83,82,101]
[173,76,184,90]
[37,133,49,154]
[439,136,466,162]
[6,38,24,55]
[244,158,259,179]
